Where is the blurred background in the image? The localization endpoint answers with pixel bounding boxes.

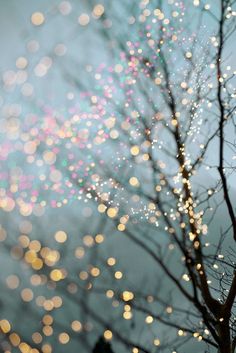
[0,1,236,353]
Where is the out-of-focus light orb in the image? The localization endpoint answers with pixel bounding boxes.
[114,64,123,73]
[104,330,112,340]
[43,315,53,325]
[71,320,82,332]
[83,234,94,247]
[19,220,32,234]
[154,339,161,346]
[93,4,105,17]
[42,343,52,353]
[24,141,37,155]
[59,1,72,15]
[0,197,15,212]
[58,332,70,344]
[122,291,134,301]
[31,12,45,26]
[54,43,67,56]
[6,275,20,289]
[107,257,116,266]
[9,332,21,346]
[54,230,67,243]
[19,342,31,353]
[78,13,90,26]
[21,288,34,302]
[130,145,140,156]
[107,207,118,218]
[129,177,139,187]
[32,258,43,270]
[49,169,62,183]
[52,296,63,308]
[43,151,56,165]
[50,269,63,281]
[145,315,154,324]
[114,271,123,279]
[19,203,33,216]
[98,204,107,213]
[0,320,11,333]
[27,40,40,53]
[16,57,28,69]
[32,332,43,344]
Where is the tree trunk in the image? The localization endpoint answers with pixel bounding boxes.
[218,345,232,353]
[218,322,232,353]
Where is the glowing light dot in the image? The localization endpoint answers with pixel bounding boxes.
[114,64,123,73]
[107,257,116,266]
[117,223,125,231]
[43,151,56,165]
[19,342,31,353]
[16,57,28,69]
[130,145,140,156]
[24,141,37,155]
[95,234,104,243]
[42,343,52,353]
[106,290,114,298]
[50,269,63,281]
[6,275,20,289]
[166,306,173,314]
[122,291,134,301]
[145,315,153,324]
[31,12,45,26]
[90,267,100,277]
[71,321,82,332]
[58,332,70,344]
[83,235,94,247]
[54,230,67,243]
[107,207,118,218]
[129,177,139,187]
[154,339,160,346]
[171,119,178,126]
[114,271,123,279]
[98,204,107,213]
[78,13,90,26]
[93,4,105,17]
[59,1,72,15]
[155,77,162,85]
[32,258,43,270]
[123,311,132,319]
[9,332,21,346]
[43,315,53,325]
[0,319,11,333]
[104,330,112,340]
[21,288,34,302]
[50,169,62,183]
[186,52,192,59]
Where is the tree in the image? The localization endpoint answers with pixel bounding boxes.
[67,0,236,352]
[0,1,236,353]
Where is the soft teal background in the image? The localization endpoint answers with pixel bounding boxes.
[0,1,235,353]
